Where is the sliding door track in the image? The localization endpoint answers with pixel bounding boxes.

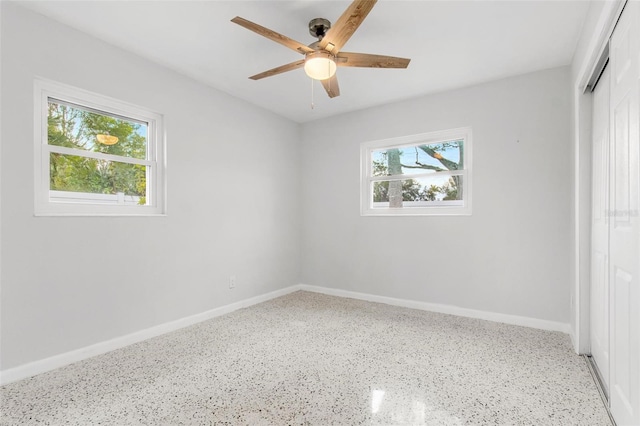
[584,355,616,426]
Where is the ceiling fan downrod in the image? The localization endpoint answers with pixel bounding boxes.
[308,18,331,41]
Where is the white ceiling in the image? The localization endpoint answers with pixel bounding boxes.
[17,1,589,123]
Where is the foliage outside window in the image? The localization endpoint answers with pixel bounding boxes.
[34,79,165,215]
[361,128,472,216]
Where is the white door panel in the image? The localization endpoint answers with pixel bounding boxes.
[608,1,640,424]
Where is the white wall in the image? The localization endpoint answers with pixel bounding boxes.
[300,67,572,324]
[0,3,301,370]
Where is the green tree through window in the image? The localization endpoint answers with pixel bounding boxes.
[48,100,148,204]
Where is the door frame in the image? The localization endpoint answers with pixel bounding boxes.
[572,0,626,354]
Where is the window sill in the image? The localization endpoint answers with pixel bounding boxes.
[361,206,472,216]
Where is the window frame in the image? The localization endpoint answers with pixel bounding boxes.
[34,78,166,216]
[360,127,472,216]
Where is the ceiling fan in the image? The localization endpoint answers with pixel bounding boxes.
[231,0,410,98]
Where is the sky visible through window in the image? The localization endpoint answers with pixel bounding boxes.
[371,140,461,177]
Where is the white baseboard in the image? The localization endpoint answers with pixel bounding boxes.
[298,284,571,334]
[0,285,300,386]
[1,283,570,386]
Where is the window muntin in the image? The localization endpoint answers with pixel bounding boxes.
[35,79,165,216]
[361,128,471,216]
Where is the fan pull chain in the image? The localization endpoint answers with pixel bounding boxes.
[311,78,315,110]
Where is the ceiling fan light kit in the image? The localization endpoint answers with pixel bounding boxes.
[304,51,336,80]
[231,0,410,98]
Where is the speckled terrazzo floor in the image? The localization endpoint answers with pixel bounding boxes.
[0,291,610,425]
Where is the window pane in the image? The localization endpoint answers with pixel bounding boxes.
[47,99,147,160]
[372,175,463,208]
[50,153,147,205]
[372,139,463,176]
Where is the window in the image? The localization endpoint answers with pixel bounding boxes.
[360,128,472,216]
[34,79,165,215]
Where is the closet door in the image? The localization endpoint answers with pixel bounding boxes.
[591,64,611,393]
[608,0,640,424]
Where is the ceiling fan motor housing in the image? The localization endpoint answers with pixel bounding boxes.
[308,18,331,40]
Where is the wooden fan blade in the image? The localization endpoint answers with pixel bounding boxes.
[321,74,340,98]
[319,0,377,54]
[249,60,305,80]
[336,52,410,68]
[231,16,313,55]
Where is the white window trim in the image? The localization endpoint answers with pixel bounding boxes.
[34,78,166,216]
[360,127,472,216]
